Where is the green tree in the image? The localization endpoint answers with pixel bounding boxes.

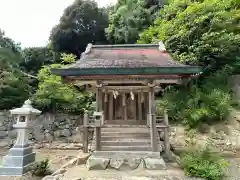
[49,0,109,57]
[0,30,21,53]
[32,53,92,114]
[0,47,31,110]
[106,0,162,44]
[0,69,30,110]
[140,0,240,128]
[138,0,240,72]
[21,47,60,76]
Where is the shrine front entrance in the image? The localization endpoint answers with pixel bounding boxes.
[101,92,149,124]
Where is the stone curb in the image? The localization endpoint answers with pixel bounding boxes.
[51,153,90,177]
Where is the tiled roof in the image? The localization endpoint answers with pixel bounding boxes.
[70,44,188,69]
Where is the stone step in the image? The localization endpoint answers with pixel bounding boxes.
[100,145,152,151]
[101,134,151,140]
[101,131,149,136]
[92,151,161,158]
[101,136,160,141]
[103,124,148,128]
[101,127,149,133]
[104,120,146,125]
[91,140,162,146]
[91,126,161,152]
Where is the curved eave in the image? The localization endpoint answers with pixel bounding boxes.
[51,66,202,77]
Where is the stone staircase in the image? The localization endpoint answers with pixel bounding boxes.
[90,123,162,152]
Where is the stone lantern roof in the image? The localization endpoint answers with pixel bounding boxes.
[10,99,41,115]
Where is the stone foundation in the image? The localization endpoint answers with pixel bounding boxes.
[86,151,166,170]
[0,146,35,176]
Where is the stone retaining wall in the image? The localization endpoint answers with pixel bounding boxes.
[229,75,240,99]
[0,111,84,146]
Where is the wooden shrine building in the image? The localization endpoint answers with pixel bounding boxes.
[52,42,202,155]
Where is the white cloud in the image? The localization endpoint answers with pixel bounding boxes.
[0,0,116,48]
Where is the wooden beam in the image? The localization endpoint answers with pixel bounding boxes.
[102,86,161,91]
[63,74,189,81]
[103,80,147,84]
[72,78,184,87]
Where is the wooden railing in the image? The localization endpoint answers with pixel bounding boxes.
[82,109,171,159]
[147,110,170,158]
[82,111,103,153]
[156,110,170,158]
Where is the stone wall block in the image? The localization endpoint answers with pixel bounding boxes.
[109,158,124,170]
[0,130,7,139]
[0,111,82,145]
[144,157,166,170]
[86,156,110,170]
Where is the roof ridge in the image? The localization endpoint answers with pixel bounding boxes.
[91,44,159,48]
[90,41,167,52]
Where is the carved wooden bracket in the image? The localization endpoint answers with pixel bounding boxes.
[147,82,156,88]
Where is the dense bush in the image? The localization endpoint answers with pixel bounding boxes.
[179,147,228,180]
[159,67,232,128]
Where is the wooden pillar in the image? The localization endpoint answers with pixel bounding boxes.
[123,93,127,121]
[164,109,171,158]
[99,89,102,112]
[132,92,137,120]
[95,83,102,151]
[148,90,152,126]
[114,95,116,120]
[149,83,158,152]
[83,111,88,153]
[95,128,101,151]
[144,92,149,123]
[104,92,108,120]
[109,93,113,120]
[138,92,143,121]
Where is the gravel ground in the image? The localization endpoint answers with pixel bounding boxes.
[224,158,240,180]
[0,148,80,180]
[0,149,240,180]
[59,157,240,180]
[59,158,240,180]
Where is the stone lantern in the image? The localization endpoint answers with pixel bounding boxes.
[0,99,41,176]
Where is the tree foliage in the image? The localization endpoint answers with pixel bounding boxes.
[139,0,239,128]
[0,68,31,110]
[49,0,109,57]
[21,47,60,75]
[138,0,240,71]
[0,30,31,109]
[106,0,162,44]
[0,30,21,53]
[32,53,92,114]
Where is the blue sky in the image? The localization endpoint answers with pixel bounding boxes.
[0,0,116,48]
